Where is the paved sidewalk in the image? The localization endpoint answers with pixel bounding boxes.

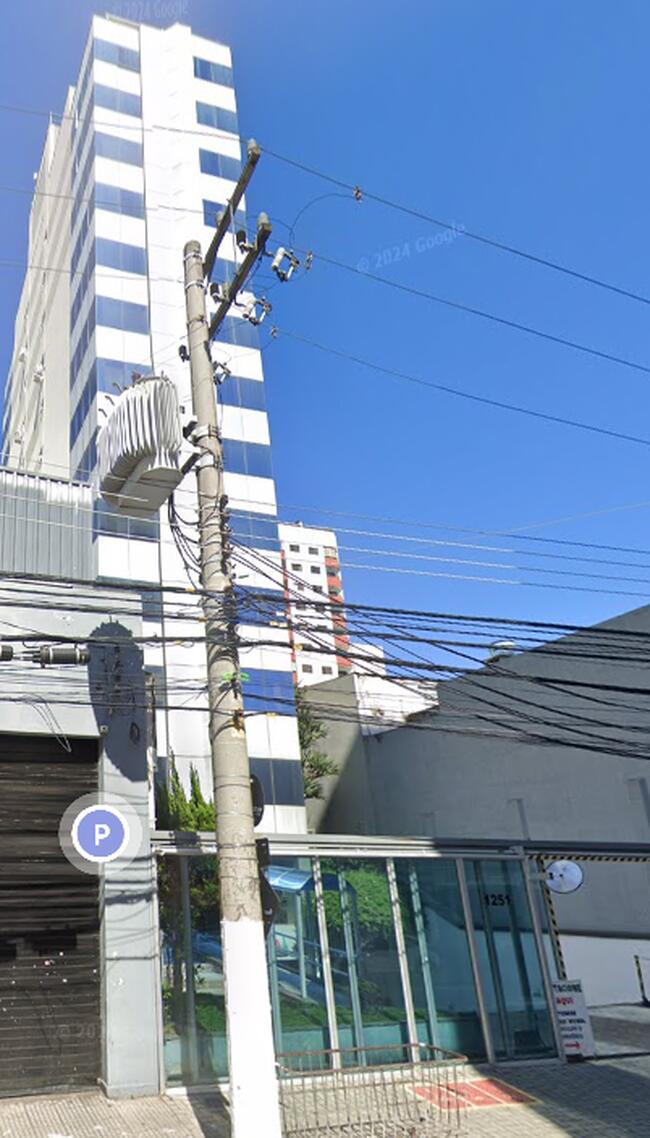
[3,1056,650,1137]
[0,1088,230,1138]
[465,1055,650,1137]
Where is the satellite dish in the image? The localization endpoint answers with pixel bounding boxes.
[546,859,584,894]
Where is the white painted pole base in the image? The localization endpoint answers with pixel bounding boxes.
[222,917,283,1138]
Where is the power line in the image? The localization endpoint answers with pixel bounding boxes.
[262,146,650,310]
[4,99,649,315]
[273,325,650,447]
[296,252,650,378]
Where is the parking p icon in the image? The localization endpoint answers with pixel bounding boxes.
[71,805,130,864]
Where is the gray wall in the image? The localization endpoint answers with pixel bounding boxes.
[314,605,650,937]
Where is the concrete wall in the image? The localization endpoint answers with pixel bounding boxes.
[316,605,650,939]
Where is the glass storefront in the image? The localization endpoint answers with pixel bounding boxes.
[157,849,558,1086]
[464,860,556,1059]
[395,858,487,1060]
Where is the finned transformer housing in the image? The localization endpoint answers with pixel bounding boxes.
[97,375,184,518]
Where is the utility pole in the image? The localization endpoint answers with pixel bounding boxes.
[182,148,282,1138]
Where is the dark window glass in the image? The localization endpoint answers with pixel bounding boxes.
[270,760,305,806]
[199,151,242,181]
[218,375,266,412]
[93,497,158,541]
[203,197,247,229]
[193,57,233,86]
[70,362,97,447]
[70,244,96,330]
[94,38,140,72]
[95,131,143,166]
[229,508,279,550]
[96,237,147,275]
[308,547,319,555]
[96,357,148,391]
[96,296,149,335]
[249,758,274,805]
[221,438,272,479]
[95,182,145,218]
[70,306,96,389]
[214,315,259,350]
[196,102,238,134]
[241,667,295,714]
[73,430,97,482]
[94,83,142,118]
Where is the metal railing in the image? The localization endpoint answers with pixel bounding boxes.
[277,1043,468,1137]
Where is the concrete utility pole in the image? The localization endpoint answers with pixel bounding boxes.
[182,185,281,1134]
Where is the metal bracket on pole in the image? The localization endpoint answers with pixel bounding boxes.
[203,139,262,281]
[208,213,273,341]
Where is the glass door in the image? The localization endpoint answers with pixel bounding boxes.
[464,859,556,1059]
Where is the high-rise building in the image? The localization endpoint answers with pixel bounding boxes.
[278,522,352,685]
[1,14,305,833]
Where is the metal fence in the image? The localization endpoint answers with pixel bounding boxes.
[278,1044,468,1137]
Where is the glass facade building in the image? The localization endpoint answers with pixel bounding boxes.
[157,839,560,1087]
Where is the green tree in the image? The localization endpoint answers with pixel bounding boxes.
[295,684,339,799]
[156,761,215,830]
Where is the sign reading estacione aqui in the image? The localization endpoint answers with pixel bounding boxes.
[552,979,595,1058]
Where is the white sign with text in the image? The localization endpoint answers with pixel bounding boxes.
[552,979,595,1058]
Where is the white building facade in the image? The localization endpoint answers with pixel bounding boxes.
[1,15,305,833]
[279,522,351,685]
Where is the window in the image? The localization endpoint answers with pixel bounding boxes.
[314,586,324,594]
[196,101,238,135]
[97,357,147,392]
[70,362,97,447]
[96,237,147,275]
[217,374,266,412]
[229,509,280,551]
[70,244,96,330]
[240,667,295,714]
[221,438,273,479]
[310,566,321,575]
[215,315,259,350]
[70,307,96,389]
[308,546,319,555]
[291,563,302,571]
[203,197,246,229]
[96,296,149,335]
[95,183,145,219]
[73,430,97,482]
[289,544,300,552]
[94,83,142,118]
[95,131,143,166]
[94,38,140,72]
[322,666,333,675]
[302,664,313,674]
[194,56,233,86]
[199,152,242,181]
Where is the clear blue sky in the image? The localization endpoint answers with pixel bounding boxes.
[2,0,650,634]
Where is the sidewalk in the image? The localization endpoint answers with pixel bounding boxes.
[0,1088,230,1138]
[3,1055,650,1137]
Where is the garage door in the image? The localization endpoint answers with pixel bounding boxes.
[0,733,100,1096]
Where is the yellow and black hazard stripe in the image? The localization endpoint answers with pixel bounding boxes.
[534,853,650,864]
[535,856,567,979]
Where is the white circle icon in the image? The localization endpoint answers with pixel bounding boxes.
[70,804,131,864]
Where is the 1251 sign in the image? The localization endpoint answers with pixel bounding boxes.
[484,893,511,906]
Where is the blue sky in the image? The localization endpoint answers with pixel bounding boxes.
[2,0,650,634]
